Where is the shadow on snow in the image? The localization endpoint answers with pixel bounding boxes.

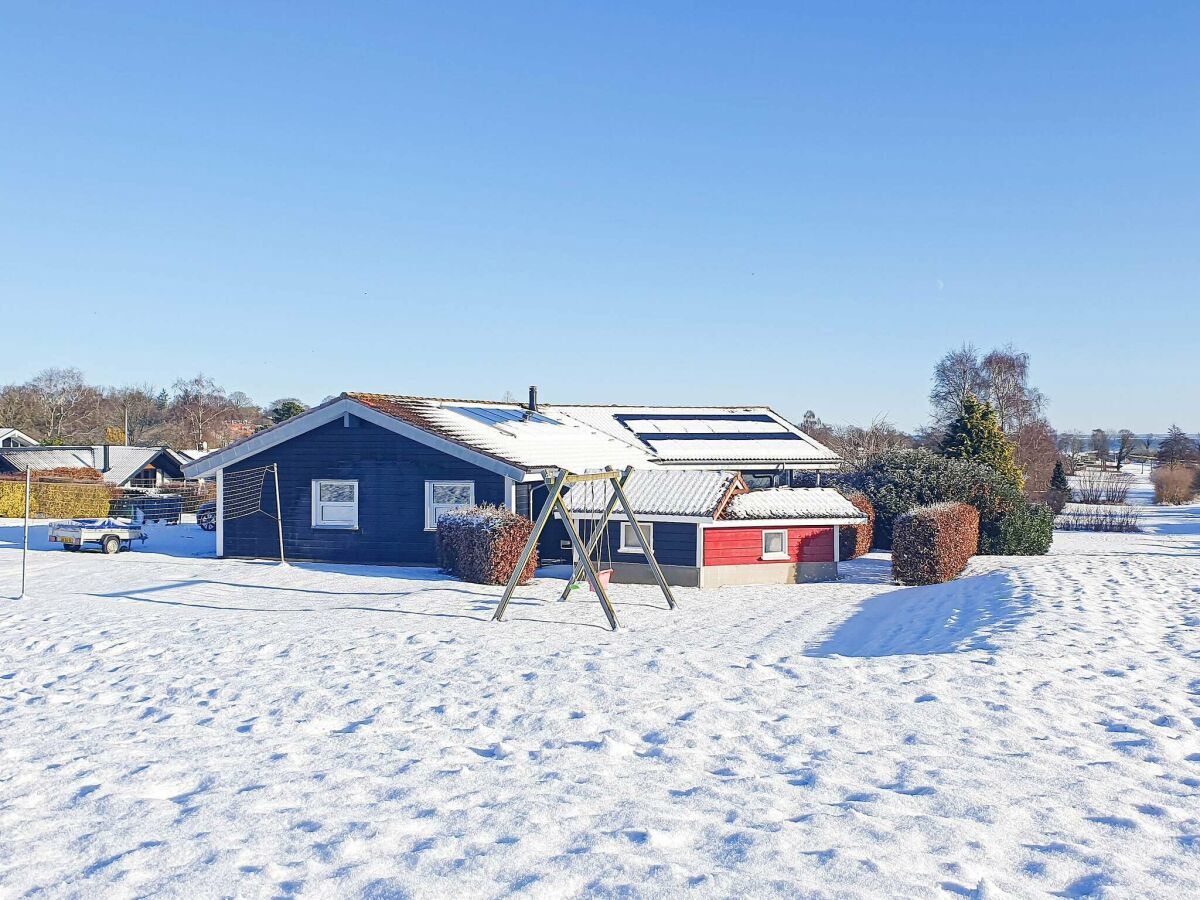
[806,571,1029,658]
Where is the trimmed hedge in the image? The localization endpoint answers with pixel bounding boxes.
[0,470,117,519]
[838,491,875,560]
[437,505,538,586]
[892,502,979,586]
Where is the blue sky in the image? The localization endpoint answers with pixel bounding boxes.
[2,2,1196,432]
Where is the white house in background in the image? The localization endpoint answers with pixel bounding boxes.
[0,428,38,448]
[0,445,190,487]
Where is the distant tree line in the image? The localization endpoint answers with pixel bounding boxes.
[0,368,311,450]
[801,343,1196,499]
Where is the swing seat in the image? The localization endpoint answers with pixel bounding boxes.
[588,568,614,592]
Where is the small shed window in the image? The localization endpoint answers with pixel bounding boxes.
[619,521,653,555]
[425,480,475,530]
[312,479,358,529]
[762,529,789,560]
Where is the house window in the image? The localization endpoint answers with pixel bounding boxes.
[425,480,475,530]
[129,466,158,488]
[619,521,653,555]
[762,529,789,560]
[312,479,358,529]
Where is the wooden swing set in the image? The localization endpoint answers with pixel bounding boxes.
[492,466,678,630]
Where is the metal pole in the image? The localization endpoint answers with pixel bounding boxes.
[19,468,30,599]
[272,464,286,565]
[494,470,568,622]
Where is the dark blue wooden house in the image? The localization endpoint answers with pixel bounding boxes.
[182,390,842,568]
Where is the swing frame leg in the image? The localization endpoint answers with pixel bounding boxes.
[611,476,678,610]
[494,470,568,623]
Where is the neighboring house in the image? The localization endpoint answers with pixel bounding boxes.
[0,445,189,487]
[0,428,38,448]
[565,469,866,587]
[181,390,847,578]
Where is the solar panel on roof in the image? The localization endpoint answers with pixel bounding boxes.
[448,406,560,427]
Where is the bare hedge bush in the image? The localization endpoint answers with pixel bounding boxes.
[1152,466,1197,505]
[437,505,538,586]
[892,502,979,586]
[1072,470,1133,505]
[1055,504,1141,533]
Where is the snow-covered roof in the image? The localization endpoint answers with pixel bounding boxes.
[722,487,867,522]
[347,394,658,474]
[0,427,38,447]
[546,405,840,467]
[565,469,742,518]
[183,394,840,481]
[0,445,178,486]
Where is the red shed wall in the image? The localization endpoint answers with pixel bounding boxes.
[703,526,835,567]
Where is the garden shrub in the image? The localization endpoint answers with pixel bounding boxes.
[1152,466,1197,505]
[437,505,538,586]
[892,502,979,586]
[837,450,1051,556]
[1044,488,1070,515]
[837,490,874,560]
[992,502,1054,555]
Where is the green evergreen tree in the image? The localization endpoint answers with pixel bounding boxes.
[939,394,1024,490]
[1050,460,1069,492]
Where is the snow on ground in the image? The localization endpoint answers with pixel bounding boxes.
[1,475,1198,898]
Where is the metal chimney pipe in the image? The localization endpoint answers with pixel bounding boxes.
[528,385,539,412]
[102,444,111,472]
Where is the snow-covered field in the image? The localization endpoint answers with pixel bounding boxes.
[1,475,1198,898]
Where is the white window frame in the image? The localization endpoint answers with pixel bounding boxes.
[311,479,359,530]
[761,528,789,560]
[424,480,475,531]
[619,521,653,555]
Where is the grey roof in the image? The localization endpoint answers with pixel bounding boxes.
[0,445,173,486]
[722,487,868,522]
[565,469,742,518]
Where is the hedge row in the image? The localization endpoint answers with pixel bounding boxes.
[436,505,538,586]
[838,490,875,560]
[893,502,979,586]
[0,473,118,519]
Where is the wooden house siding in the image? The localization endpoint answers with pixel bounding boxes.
[577,519,697,568]
[221,415,505,565]
[703,525,834,567]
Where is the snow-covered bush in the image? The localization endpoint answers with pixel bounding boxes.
[837,490,874,560]
[436,505,538,586]
[892,502,979,586]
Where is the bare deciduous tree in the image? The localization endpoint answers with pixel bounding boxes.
[929,344,986,427]
[170,374,233,451]
[23,368,100,444]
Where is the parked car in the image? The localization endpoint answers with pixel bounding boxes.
[197,501,217,531]
[110,493,183,525]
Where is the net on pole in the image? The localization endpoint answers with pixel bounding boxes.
[222,466,273,520]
